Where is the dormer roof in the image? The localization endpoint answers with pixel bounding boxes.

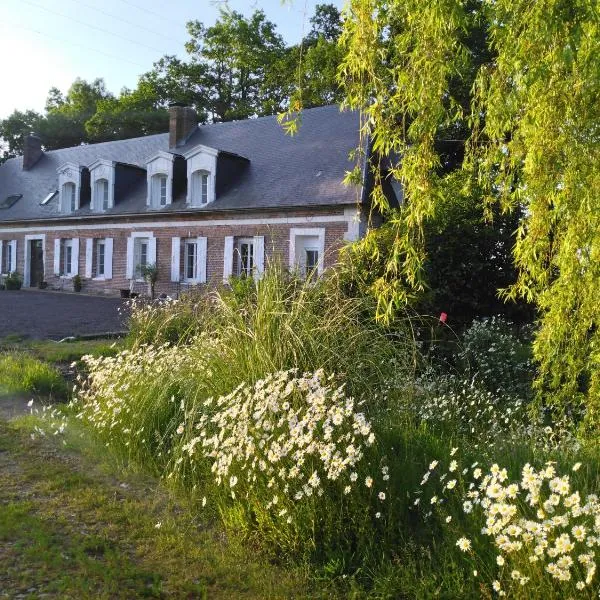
[0,105,363,223]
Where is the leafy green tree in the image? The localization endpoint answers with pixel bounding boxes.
[186,9,286,121]
[336,0,600,428]
[0,110,42,160]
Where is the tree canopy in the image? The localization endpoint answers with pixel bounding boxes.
[337,0,600,428]
[0,4,343,162]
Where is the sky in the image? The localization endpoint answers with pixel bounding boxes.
[0,0,344,120]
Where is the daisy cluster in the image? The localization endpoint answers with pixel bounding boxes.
[73,341,202,443]
[171,368,382,518]
[413,378,578,455]
[418,453,599,595]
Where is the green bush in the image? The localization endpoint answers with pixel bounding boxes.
[4,272,22,290]
[0,353,68,399]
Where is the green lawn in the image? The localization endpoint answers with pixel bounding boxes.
[0,413,323,599]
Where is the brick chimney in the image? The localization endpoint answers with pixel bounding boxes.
[23,133,43,170]
[169,103,197,149]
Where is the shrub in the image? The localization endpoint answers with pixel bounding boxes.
[0,353,68,399]
[457,316,534,398]
[4,272,22,290]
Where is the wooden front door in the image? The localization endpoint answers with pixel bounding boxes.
[29,239,44,287]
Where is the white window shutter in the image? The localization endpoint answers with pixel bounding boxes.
[126,237,134,279]
[171,237,181,282]
[223,236,234,283]
[105,238,113,279]
[71,238,79,275]
[148,236,157,265]
[10,240,17,273]
[197,236,207,283]
[54,238,61,275]
[0,243,3,274]
[85,238,93,278]
[253,235,265,280]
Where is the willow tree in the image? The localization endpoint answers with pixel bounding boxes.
[334,0,600,428]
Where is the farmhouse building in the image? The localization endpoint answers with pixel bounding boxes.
[0,104,374,296]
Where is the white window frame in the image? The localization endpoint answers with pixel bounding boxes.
[151,174,168,207]
[289,228,326,277]
[234,237,254,278]
[126,232,156,281]
[96,239,106,278]
[57,162,83,214]
[184,145,217,207]
[146,151,175,208]
[63,182,77,213]
[191,170,210,206]
[89,159,115,212]
[0,240,16,275]
[58,238,78,278]
[24,234,45,287]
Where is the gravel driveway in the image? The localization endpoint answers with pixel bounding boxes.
[0,290,128,340]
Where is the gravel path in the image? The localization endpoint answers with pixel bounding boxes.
[0,290,127,340]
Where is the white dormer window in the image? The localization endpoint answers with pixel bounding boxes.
[191,170,209,205]
[184,145,217,207]
[57,162,84,213]
[146,151,175,208]
[89,159,115,212]
[96,179,109,210]
[152,174,168,207]
[64,183,76,213]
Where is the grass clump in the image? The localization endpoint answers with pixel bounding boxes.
[0,353,68,399]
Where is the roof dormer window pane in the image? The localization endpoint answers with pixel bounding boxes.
[63,183,76,213]
[96,179,109,211]
[191,170,209,206]
[151,174,168,207]
[160,176,167,206]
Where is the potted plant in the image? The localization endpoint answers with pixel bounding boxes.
[141,263,158,299]
[73,274,83,292]
[4,272,22,290]
[38,275,47,289]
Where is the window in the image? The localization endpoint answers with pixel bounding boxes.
[134,237,149,278]
[96,240,106,277]
[0,194,22,209]
[1,240,14,274]
[304,248,319,280]
[234,238,254,277]
[40,191,57,206]
[151,174,168,207]
[289,229,325,280]
[63,183,76,212]
[96,179,109,211]
[191,170,209,206]
[184,240,197,280]
[61,239,74,276]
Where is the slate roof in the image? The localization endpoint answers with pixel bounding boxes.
[0,105,362,223]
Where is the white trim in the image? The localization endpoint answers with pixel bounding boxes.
[104,237,113,280]
[182,145,218,160]
[171,236,181,282]
[24,234,46,287]
[85,238,93,278]
[223,236,234,283]
[71,237,79,276]
[289,228,326,275]
[253,235,265,280]
[9,240,17,272]
[0,215,351,235]
[197,236,207,283]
